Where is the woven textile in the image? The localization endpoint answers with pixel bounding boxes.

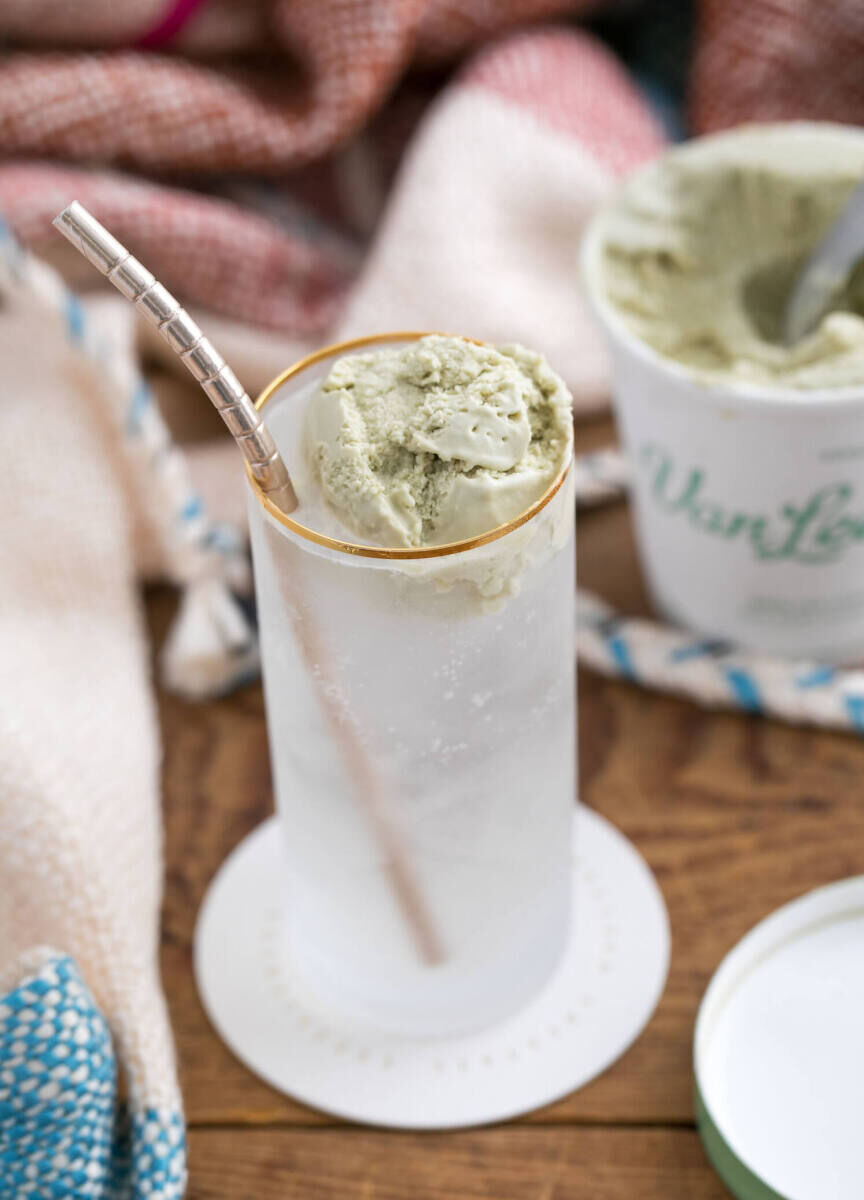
[335,29,663,409]
[691,0,864,132]
[0,218,251,1199]
[0,951,184,1198]
[2,1,863,346]
[0,1,613,342]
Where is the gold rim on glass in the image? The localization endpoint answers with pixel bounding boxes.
[247,331,573,561]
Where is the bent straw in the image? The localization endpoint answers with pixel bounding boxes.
[54,202,444,965]
[54,201,296,514]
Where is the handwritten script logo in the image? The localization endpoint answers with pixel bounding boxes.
[639,443,864,565]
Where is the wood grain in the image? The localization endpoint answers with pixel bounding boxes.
[152,415,864,1193]
[186,1127,732,1200]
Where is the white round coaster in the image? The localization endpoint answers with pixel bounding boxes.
[194,807,670,1129]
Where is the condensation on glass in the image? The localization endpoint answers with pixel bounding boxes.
[247,335,576,1036]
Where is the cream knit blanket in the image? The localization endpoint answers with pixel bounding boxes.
[0,221,251,1198]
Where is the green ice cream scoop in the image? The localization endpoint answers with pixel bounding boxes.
[305,334,573,548]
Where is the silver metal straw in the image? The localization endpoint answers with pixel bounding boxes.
[53,201,297,515]
[54,201,444,965]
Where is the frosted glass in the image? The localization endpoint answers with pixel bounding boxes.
[247,338,575,1036]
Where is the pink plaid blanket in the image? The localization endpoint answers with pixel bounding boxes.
[0,0,861,394]
[0,2,600,344]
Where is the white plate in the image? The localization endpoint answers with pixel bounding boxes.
[695,877,864,1200]
[194,807,669,1129]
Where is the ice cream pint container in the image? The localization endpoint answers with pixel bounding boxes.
[582,123,864,662]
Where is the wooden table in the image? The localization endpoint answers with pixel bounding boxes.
[153,417,864,1198]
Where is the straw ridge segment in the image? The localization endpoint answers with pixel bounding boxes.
[53,201,297,515]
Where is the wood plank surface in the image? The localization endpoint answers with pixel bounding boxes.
[186,1127,731,1200]
[152,416,864,1194]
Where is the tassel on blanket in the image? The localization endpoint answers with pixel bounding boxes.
[161,577,260,701]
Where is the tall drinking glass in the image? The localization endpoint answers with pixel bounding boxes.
[247,334,576,1036]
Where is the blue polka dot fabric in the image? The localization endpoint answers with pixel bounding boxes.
[0,954,185,1198]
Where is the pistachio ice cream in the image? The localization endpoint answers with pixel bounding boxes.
[582,123,864,662]
[304,335,573,548]
[592,123,864,389]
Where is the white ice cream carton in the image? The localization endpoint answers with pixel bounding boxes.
[582,126,864,663]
